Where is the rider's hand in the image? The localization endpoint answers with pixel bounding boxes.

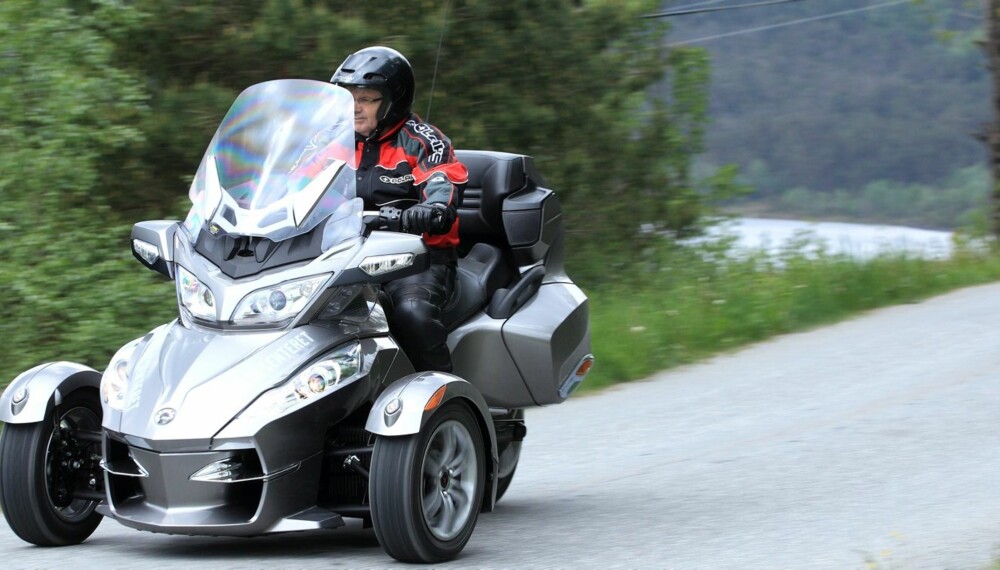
[402,203,455,235]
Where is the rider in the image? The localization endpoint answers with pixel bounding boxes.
[331,46,468,373]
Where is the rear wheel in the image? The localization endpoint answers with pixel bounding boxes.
[370,401,485,563]
[0,391,104,546]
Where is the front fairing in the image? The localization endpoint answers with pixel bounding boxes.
[92,82,432,536]
[97,315,402,536]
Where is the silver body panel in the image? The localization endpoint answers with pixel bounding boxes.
[104,321,351,444]
[100,325,403,535]
[366,371,496,439]
[502,281,591,405]
[449,315,536,408]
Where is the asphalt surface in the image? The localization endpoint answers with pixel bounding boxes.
[3,282,1000,569]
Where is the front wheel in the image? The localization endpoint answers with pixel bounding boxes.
[0,390,104,546]
[370,401,485,563]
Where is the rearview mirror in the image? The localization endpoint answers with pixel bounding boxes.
[131,220,179,278]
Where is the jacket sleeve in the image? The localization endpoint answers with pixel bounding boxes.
[401,119,468,208]
[401,118,468,247]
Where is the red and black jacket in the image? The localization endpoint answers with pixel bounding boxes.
[355,113,468,249]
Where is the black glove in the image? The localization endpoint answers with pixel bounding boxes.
[401,203,456,235]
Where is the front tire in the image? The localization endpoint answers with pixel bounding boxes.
[0,391,104,546]
[370,401,485,563]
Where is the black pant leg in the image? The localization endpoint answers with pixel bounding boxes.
[383,249,456,372]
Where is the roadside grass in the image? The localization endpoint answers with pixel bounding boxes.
[580,235,1000,393]
[860,549,1000,569]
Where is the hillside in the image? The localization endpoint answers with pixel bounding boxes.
[662,0,989,214]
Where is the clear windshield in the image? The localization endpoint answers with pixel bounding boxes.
[183,80,360,248]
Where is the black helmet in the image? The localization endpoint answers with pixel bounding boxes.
[331,46,415,132]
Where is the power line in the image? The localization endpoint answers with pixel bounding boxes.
[425,0,451,121]
[667,0,913,46]
[663,0,730,11]
[642,0,805,19]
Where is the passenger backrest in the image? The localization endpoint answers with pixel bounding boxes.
[448,151,561,327]
[455,150,539,250]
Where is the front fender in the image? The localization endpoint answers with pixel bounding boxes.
[366,372,491,438]
[0,361,102,423]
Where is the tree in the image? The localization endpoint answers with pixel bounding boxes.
[0,0,177,382]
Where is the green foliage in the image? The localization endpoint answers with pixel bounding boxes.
[582,235,1000,392]
[739,165,989,231]
[0,0,176,381]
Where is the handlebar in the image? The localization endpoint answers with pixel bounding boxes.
[363,206,415,235]
[363,205,446,236]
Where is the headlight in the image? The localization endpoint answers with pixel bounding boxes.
[100,338,144,411]
[239,341,362,419]
[231,274,330,327]
[177,265,217,321]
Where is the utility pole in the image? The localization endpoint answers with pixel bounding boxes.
[985,0,1000,237]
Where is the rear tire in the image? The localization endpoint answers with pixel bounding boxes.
[0,391,103,546]
[370,401,485,563]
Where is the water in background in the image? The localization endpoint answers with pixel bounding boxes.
[705,218,955,260]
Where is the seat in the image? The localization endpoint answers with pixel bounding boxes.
[441,242,503,330]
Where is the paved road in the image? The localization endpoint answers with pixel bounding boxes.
[4,282,1000,569]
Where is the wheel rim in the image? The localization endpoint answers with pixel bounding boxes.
[420,419,478,541]
[44,405,101,523]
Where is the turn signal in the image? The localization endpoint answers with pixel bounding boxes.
[558,354,595,398]
[424,385,447,411]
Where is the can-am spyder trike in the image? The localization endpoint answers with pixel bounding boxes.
[0,79,592,563]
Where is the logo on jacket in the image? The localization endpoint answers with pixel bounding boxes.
[379,174,416,185]
[407,120,446,163]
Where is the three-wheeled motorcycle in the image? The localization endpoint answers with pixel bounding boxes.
[0,79,592,563]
